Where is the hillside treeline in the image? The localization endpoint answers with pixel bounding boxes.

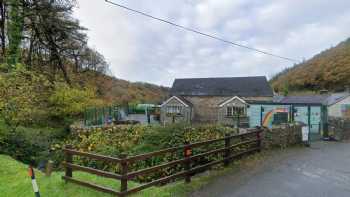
[1,0,109,81]
[0,0,168,130]
[271,38,350,93]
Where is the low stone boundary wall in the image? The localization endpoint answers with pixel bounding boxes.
[328,117,350,141]
[262,124,302,149]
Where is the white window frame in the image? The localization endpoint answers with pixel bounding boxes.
[227,106,233,117]
[226,106,246,117]
[166,105,182,115]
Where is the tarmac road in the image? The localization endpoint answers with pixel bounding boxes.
[191,141,350,197]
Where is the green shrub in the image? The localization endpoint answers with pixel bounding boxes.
[0,65,50,132]
[49,83,104,120]
[64,124,236,182]
[0,124,67,167]
[0,120,7,146]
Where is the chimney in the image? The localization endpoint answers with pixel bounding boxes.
[320,89,328,95]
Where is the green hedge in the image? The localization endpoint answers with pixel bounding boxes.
[64,124,235,182]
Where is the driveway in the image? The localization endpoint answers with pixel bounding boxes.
[191,141,350,197]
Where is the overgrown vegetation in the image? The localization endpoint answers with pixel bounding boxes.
[0,65,104,166]
[0,0,168,104]
[0,124,67,166]
[271,38,350,93]
[0,0,168,168]
[69,124,232,155]
[0,64,49,132]
[60,124,235,182]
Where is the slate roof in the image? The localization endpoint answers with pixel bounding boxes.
[273,95,285,102]
[170,76,273,97]
[160,96,193,107]
[278,95,328,105]
[177,96,193,107]
[325,92,350,106]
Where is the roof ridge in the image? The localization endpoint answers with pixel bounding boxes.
[174,76,266,80]
[170,76,273,97]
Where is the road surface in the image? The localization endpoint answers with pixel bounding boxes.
[191,141,350,197]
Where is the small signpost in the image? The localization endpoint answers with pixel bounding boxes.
[184,142,192,183]
[28,166,41,197]
[302,126,310,147]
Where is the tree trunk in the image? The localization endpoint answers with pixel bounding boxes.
[7,0,24,66]
[0,0,6,61]
[25,34,35,68]
[50,48,71,85]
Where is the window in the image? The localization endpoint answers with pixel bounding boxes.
[226,106,246,117]
[166,106,182,115]
[227,107,233,117]
[273,112,289,125]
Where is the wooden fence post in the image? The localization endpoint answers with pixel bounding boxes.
[45,160,53,177]
[224,134,231,166]
[257,129,262,152]
[65,145,73,179]
[184,142,192,183]
[120,153,128,196]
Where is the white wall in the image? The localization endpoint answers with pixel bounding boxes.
[328,96,350,118]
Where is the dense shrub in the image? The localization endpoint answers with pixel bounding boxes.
[0,65,50,131]
[0,123,68,167]
[69,125,149,156]
[49,83,105,122]
[67,124,233,155]
[0,67,115,168]
[63,124,235,182]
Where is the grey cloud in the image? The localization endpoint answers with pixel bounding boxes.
[75,0,350,86]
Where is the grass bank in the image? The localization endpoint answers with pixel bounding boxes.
[0,154,216,197]
[0,151,270,197]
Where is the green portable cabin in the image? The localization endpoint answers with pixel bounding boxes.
[247,95,328,140]
[128,104,157,114]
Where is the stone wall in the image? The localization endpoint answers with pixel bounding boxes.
[328,117,350,141]
[184,96,272,123]
[184,96,225,123]
[261,124,302,149]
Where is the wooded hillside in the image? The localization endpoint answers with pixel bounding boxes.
[0,0,168,131]
[79,71,169,104]
[271,38,350,93]
[0,0,168,110]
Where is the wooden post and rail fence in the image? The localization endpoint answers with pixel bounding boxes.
[62,128,263,196]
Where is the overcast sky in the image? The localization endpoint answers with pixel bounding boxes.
[74,0,350,86]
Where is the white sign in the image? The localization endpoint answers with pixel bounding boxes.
[302,126,309,142]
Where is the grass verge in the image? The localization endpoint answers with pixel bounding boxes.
[0,154,220,197]
[0,149,282,197]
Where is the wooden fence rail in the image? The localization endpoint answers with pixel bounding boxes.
[62,128,262,196]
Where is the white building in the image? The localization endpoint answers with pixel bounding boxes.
[326,92,350,118]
